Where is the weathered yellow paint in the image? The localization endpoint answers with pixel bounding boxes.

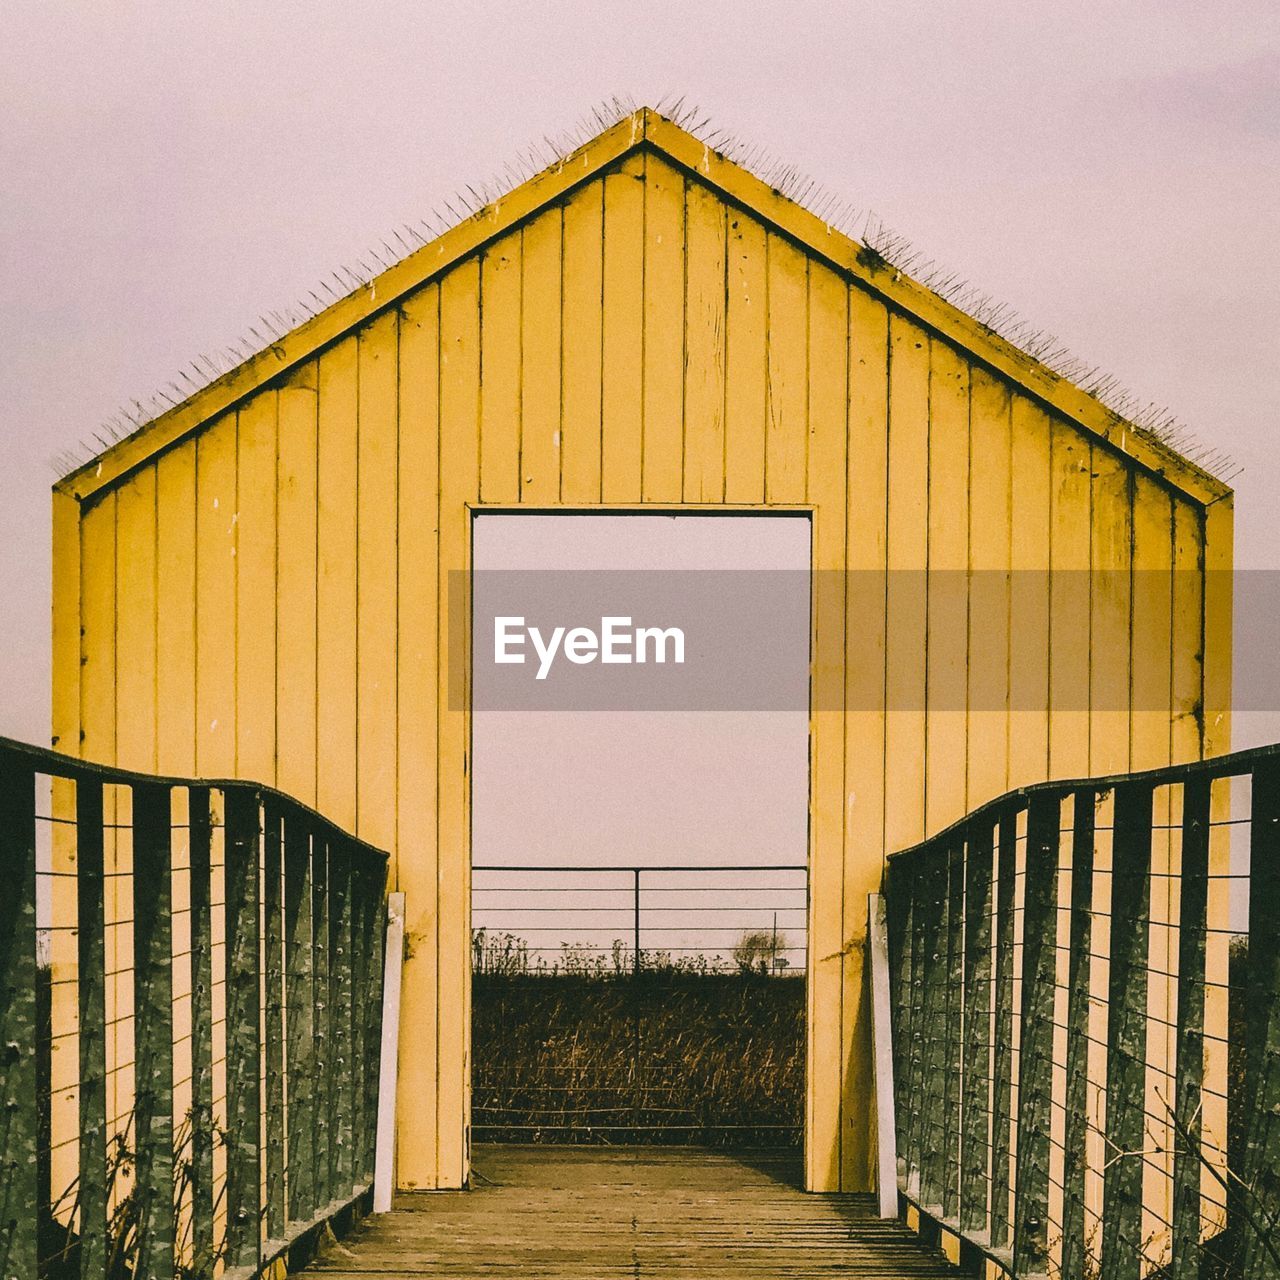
[156,441,197,776]
[1048,416,1091,780]
[1009,395,1051,784]
[842,285,888,1192]
[194,417,237,776]
[642,155,685,503]
[275,363,318,805]
[883,316,929,857]
[436,258,480,1188]
[479,231,521,505]
[521,210,563,504]
[1089,447,1133,778]
[966,368,1012,810]
[724,211,767,503]
[356,311,400,850]
[52,109,1232,1194]
[806,259,848,1191]
[765,234,808,503]
[682,179,726,504]
[316,338,358,829]
[601,153,644,503]
[395,283,442,1179]
[560,183,604,504]
[235,391,278,784]
[925,339,969,833]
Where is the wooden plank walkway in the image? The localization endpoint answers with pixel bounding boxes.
[307,1146,958,1277]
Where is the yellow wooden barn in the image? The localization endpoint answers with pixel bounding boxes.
[52,106,1232,1195]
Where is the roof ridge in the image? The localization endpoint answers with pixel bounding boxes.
[53,98,1237,498]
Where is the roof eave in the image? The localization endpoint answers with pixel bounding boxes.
[56,106,1231,509]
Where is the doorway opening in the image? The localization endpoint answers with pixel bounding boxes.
[469,511,811,1155]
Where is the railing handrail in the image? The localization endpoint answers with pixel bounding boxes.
[881,741,1280,1277]
[0,733,391,1279]
[473,862,806,872]
[0,732,388,864]
[886,737,1280,864]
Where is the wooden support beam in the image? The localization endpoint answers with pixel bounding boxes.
[867,893,899,1219]
[1241,760,1280,1278]
[224,789,263,1270]
[284,818,316,1225]
[330,839,355,1195]
[263,804,286,1246]
[989,805,1019,1250]
[75,779,108,1280]
[1061,787,1096,1279]
[1013,792,1060,1273]
[312,835,333,1209]
[0,759,37,1280]
[942,839,966,1223]
[1102,781,1155,1280]
[375,892,406,1213]
[918,847,950,1212]
[132,783,176,1277]
[188,786,216,1274]
[960,818,994,1236]
[1171,775,1210,1280]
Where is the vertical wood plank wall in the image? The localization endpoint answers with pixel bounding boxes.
[53,148,1231,1194]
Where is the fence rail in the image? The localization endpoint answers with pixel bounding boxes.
[471,863,806,1145]
[0,736,388,1280]
[883,744,1280,1279]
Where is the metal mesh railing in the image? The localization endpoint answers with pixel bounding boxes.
[884,745,1280,1278]
[471,864,807,1146]
[0,736,388,1280]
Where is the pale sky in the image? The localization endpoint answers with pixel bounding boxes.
[4,0,1279,768]
[471,514,811,866]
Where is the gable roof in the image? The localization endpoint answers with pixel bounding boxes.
[55,107,1231,507]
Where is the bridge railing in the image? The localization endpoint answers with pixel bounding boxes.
[471,863,807,1145]
[883,745,1280,1279]
[0,736,388,1280]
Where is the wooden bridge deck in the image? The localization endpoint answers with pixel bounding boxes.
[307,1146,957,1278]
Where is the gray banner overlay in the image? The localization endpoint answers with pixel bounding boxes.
[456,570,1268,712]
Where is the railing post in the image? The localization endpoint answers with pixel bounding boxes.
[312,834,333,1209]
[364,862,387,1184]
[131,782,175,1278]
[374,891,406,1212]
[906,852,929,1198]
[1013,791,1060,1274]
[989,804,1019,1250]
[633,868,641,975]
[867,892,898,1218]
[75,778,108,1280]
[1102,781,1155,1280]
[349,850,368,1186]
[263,803,286,1247]
[1061,786,1096,1280]
[0,760,37,1280]
[632,868,642,1138]
[284,818,316,1226]
[1241,760,1280,1278]
[1170,774,1209,1280]
[188,786,216,1275]
[959,817,993,1237]
[941,838,965,1225]
[330,837,354,1196]
[885,856,914,1190]
[224,788,263,1270]
[919,844,949,1213]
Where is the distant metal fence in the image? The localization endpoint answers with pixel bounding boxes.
[883,745,1280,1278]
[0,736,388,1280]
[471,864,807,1145]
